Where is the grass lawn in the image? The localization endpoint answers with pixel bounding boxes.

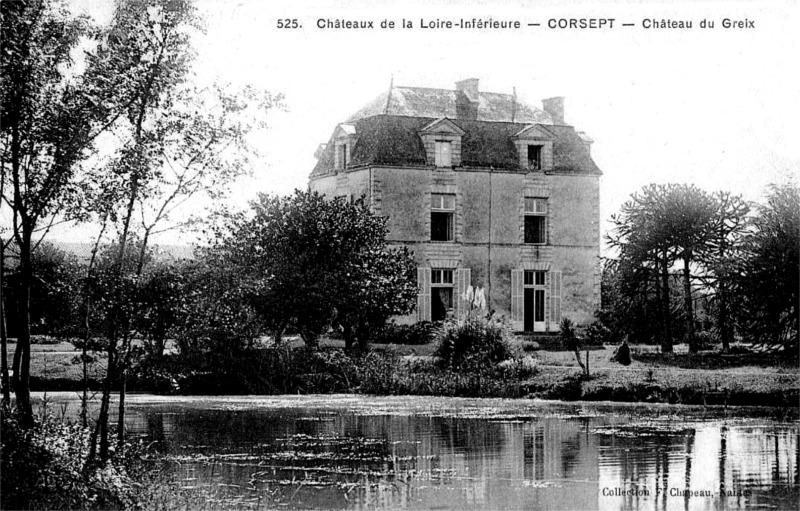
[6,341,107,386]
[6,336,798,406]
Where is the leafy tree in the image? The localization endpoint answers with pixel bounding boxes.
[79,0,280,460]
[702,192,750,351]
[609,184,722,353]
[0,0,138,424]
[737,183,799,351]
[218,190,418,349]
[608,184,679,352]
[3,242,80,338]
[658,184,717,352]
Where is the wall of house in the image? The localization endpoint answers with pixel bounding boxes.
[548,174,601,325]
[309,168,372,202]
[314,166,600,330]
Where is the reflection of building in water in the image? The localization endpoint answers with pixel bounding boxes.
[360,416,601,510]
[123,404,799,511]
[597,426,799,511]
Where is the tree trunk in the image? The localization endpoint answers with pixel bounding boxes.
[117,334,131,449]
[718,279,731,352]
[81,223,105,428]
[342,324,354,351]
[11,230,33,426]
[1,242,10,406]
[660,252,673,353]
[683,251,696,352]
[89,334,116,464]
[573,347,587,375]
[356,323,370,353]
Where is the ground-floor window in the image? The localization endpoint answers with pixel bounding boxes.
[523,270,547,332]
[431,268,454,321]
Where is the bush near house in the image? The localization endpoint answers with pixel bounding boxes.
[372,321,437,345]
[434,313,514,368]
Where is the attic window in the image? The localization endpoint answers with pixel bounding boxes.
[335,143,349,170]
[435,141,452,167]
[527,145,542,170]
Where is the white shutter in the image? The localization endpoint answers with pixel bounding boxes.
[510,269,523,331]
[417,267,431,322]
[550,270,562,330]
[455,267,471,317]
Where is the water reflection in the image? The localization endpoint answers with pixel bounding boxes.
[40,394,800,510]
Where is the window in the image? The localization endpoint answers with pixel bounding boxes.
[335,143,349,169]
[431,269,454,321]
[435,141,452,167]
[431,193,455,241]
[524,270,546,286]
[527,145,542,170]
[524,197,547,244]
[523,270,546,330]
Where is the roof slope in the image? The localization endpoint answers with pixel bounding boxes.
[346,86,552,124]
[312,115,601,176]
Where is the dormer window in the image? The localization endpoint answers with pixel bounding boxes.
[527,145,542,171]
[514,125,555,171]
[435,141,452,167]
[335,142,349,170]
[419,118,465,168]
[331,123,357,172]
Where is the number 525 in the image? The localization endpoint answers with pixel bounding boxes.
[277,19,300,29]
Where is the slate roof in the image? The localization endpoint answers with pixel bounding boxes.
[312,115,601,176]
[346,86,552,124]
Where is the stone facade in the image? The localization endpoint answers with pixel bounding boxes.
[309,80,602,331]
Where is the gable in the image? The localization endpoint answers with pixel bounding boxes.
[332,123,357,139]
[514,124,556,140]
[419,118,465,136]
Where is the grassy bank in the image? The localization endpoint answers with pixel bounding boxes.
[9,339,799,408]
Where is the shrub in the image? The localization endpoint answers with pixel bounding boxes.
[434,313,513,367]
[372,321,437,345]
[1,408,138,510]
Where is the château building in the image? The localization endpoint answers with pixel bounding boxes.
[309,78,601,332]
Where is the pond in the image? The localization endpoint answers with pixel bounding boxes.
[39,393,799,510]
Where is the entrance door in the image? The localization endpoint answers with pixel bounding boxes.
[524,288,535,332]
[523,280,546,332]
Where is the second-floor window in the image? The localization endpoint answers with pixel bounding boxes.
[524,197,547,244]
[435,141,452,167]
[431,193,455,241]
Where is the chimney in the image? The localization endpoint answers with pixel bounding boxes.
[542,96,565,124]
[455,78,480,120]
[455,78,480,101]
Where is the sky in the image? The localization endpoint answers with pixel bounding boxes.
[61,0,800,251]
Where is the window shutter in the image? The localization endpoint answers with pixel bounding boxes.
[550,270,562,330]
[511,269,523,330]
[417,267,431,322]
[455,267,471,317]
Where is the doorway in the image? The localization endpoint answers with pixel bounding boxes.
[523,271,546,332]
